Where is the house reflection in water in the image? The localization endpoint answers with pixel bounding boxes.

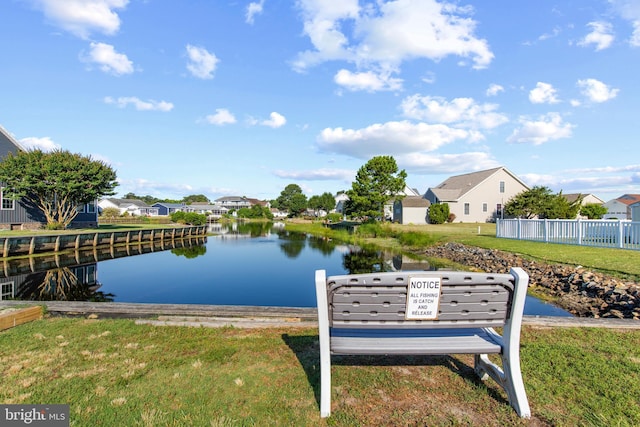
[0,236,206,302]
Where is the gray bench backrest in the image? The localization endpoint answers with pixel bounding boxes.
[327,270,515,329]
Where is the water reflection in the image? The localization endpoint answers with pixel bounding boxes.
[0,236,206,302]
[1,223,573,316]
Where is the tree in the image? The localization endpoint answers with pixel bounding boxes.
[504,186,583,219]
[100,207,121,219]
[182,194,209,204]
[346,156,407,221]
[308,192,336,217]
[276,184,307,216]
[0,149,118,229]
[580,203,607,219]
[504,186,553,219]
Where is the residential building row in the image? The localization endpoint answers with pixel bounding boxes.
[2,124,638,229]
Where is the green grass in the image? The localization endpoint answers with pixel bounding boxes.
[1,318,639,426]
[285,221,640,280]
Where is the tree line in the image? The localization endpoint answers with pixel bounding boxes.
[0,149,609,230]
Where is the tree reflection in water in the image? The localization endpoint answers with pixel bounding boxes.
[17,267,114,302]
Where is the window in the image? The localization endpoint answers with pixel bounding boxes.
[482,203,488,212]
[464,203,470,215]
[497,204,503,218]
[77,204,86,213]
[1,281,14,300]
[499,181,505,193]
[1,188,15,210]
[87,202,96,213]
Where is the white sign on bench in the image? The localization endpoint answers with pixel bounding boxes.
[315,267,531,418]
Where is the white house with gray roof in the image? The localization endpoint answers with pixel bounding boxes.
[424,167,529,223]
[99,198,159,216]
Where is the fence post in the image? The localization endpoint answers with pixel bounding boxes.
[619,220,625,249]
[577,219,582,245]
[517,218,521,240]
[543,219,548,243]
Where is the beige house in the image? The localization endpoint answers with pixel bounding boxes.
[393,196,430,224]
[424,167,529,223]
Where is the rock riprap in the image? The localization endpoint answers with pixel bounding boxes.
[421,242,640,319]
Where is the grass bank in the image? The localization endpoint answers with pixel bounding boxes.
[1,318,639,426]
[284,221,640,280]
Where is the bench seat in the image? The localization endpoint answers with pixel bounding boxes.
[330,327,503,355]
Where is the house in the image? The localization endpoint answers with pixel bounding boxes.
[562,193,605,219]
[214,196,252,211]
[152,202,185,216]
[183,203,229,218]
[393,196,431,224]
[631,202,640,221]
[603,194,640,220]
[0,125,98,229]
[99,198,159,216]
[424,167,529,223]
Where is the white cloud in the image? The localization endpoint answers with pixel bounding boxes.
[334,69,402,92]
[578,21,614,51]
[19,136,61,152]
[576,78,619,103]
[400,95,508,130]
[186,45,219,79]
[246,0,265,25]
[261,112,286,128]
[30,0,128,39]
[273,168,354,182]
[205,108,237,125]
[104,96,174,111]
[486,84,504,97]
[507,113,574,145]
[632,21,640,46]
[292,0,493,76]
[529,82,560,104]
[397,151,499,174]
[317,120,469,158]
[608,0,640,46]
[83,42,134,75]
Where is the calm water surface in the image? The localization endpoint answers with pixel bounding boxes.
[3,222,571,316]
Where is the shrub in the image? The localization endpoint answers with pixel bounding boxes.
[396,231,437,247]
[429,203,450,224]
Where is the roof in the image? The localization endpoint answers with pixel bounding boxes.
[152,202,184,208]
[105,198,153,208]
[0,125,26,158]
[399,196,430,208]
[563,193,605,204]
[616,194,640,205]
[428,167,528,201]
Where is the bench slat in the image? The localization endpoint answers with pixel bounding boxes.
[330,328,503,355]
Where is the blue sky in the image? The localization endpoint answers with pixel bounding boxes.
[1,0,639,203]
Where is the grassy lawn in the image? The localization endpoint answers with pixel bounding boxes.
[1,318,639,426]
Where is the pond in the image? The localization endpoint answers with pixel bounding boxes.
[0,222,571,316]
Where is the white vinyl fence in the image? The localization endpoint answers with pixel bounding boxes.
[496,219,640,251]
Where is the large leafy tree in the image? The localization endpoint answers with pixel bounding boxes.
[346,156,407,221]
[0,149,118,228]
[276,184,308,216]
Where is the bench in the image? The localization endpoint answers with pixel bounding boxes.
[315,267,531,418]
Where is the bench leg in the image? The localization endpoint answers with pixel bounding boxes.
[319,346,331,417]
[474,354,531,418]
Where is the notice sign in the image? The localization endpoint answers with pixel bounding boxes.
[405,276,442,320]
